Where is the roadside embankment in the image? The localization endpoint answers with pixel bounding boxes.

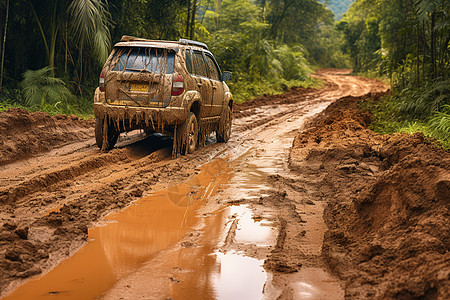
[0,108,93,166]
[289,93,450,299]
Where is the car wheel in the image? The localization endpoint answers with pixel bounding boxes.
[95,118,119,150]
[217,105,232,143]
[186,112,199,154]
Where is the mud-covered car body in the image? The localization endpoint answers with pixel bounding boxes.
[94,36,233,155]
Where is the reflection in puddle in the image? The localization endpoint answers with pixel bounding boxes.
[229,161,272,200]
[290,267,344,299]
[3,159,231,300]
[212,251,267,300]
[168,204,275,300]
[295,282,316,298]
[229,205,275,246]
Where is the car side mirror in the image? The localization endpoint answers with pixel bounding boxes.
[222,71,232,82]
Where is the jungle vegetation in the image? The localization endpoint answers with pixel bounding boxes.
[0,0,347,114]
[0,0,448,146]
[338,0,449,147]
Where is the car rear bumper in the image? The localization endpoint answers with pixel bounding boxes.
[94,102,188,131]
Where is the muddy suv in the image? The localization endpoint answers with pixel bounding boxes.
[94,36,233,155]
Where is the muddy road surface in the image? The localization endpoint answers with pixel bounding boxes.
[2,69,446,300]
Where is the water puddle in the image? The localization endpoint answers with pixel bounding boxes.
[212,251,267,300]
[228,205,275,247]
[3,159,231,300]
[167,211,270,300]
[290,267,344,299]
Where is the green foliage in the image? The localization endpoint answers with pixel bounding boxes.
[364,94,450,149]
[274,45,311,81]
[429,105,450,145]
[399,79,450,117]
[109,0,189,40]
[308,23,351,68]
[0,88,25,112]
[340,0,449,148]
[20,67,93,116]
[22,67,72,107]
[1,0,350,115]
[68,0,112,63]
[203,0,351,101]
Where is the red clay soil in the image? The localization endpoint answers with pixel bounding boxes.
[0,108,93,166]
[233,87,317,118]
[290,93,450,299]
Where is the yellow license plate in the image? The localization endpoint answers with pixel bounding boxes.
[130,83,148,93]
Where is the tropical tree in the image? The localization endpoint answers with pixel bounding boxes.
[29,0,111,74]
[0,0,9,91]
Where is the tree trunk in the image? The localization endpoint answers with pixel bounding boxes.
[48,2,59,75]
[0,0,9,92]
[189,0,197,40]
[422,20,425,83]
[65,24,68,73]
[431,12,436,79]
[29,0,49,65]
[416,22,419,87]
[186,0,191,38]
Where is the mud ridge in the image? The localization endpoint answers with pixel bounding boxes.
[0,149,134,204]
[0,108,94,166]
[289,92,450,299]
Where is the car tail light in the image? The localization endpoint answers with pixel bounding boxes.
[99,68,106,92]
[172,74,184,96]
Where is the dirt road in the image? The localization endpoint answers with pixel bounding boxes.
[1,70,447,299]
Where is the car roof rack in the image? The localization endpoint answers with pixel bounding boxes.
[178,38,209,50]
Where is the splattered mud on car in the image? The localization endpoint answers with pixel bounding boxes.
[94,36,233,156]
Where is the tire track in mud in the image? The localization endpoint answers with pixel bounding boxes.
[0,69,388,298]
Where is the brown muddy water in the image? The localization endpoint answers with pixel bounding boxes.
[164,204,276,300]
[3,159,232,300]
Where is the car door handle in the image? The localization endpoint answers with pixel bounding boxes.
[197,82,203,87]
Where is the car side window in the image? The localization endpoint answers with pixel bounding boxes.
[185,50,193,74]
[192,51,208,78]
[205,55,220,81]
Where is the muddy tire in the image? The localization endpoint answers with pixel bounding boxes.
[217,105,232,143]
[95,118,119,150]
[186,112,199,154]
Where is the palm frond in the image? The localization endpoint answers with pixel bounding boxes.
[413,0,440,22]
[68,0,111,63]
[21,67,72,107]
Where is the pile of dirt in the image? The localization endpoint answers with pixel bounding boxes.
[290,94,450,299]
[0,108,94,165]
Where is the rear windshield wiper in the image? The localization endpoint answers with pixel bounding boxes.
[125,68,154,73]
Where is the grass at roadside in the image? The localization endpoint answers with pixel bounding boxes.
[230,77,322,103]
[362,95,450,150]
[0,100,94,120]
[0,89,94,120]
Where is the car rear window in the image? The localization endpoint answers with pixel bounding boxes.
[112,47,175,74]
